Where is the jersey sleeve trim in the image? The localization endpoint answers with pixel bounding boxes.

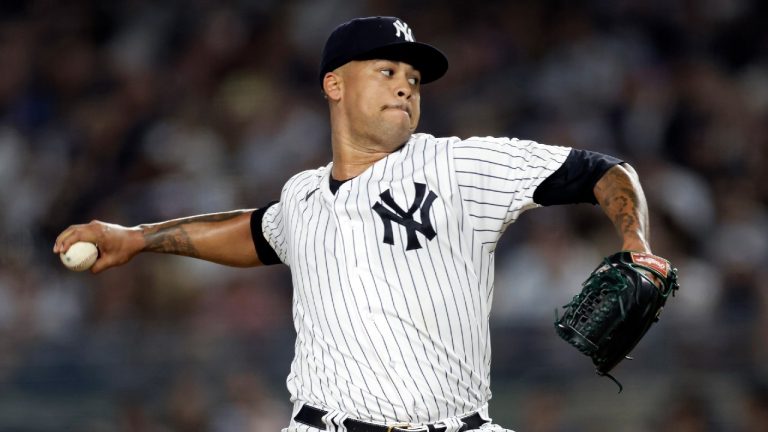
[250,201,282,265]
[532,149,623,206]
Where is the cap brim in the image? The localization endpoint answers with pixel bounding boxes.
[353,42,449,84]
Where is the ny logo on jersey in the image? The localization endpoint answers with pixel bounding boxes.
[393,19,414,42]
[372,182,437,250]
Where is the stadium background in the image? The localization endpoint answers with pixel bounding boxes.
[0,0,766,430]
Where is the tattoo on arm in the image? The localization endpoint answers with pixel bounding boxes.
[607,190,639,237]
[594,166,648,241]
[140,211,248,257]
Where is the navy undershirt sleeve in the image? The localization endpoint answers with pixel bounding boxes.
[533,149,623,206]
[250,201,282,265]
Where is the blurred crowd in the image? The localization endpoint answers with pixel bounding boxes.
[0,0,767,431]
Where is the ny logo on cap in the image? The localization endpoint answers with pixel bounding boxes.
[393,19,414,42]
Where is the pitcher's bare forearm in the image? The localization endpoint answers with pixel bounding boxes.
[138,210,262,266]
[54,209,263,273]
[593,164,651,253]
[140,211,245,256]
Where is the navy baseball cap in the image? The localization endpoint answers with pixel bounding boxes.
[319,16,449,87]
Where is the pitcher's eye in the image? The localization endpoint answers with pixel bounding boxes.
[408,77,419,86]
[380,69,393,77]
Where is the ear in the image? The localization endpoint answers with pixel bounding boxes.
[322,72,342,101]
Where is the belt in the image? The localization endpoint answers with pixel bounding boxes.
[294,404,488,432]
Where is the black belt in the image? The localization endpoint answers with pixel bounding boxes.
[294,404,488,432]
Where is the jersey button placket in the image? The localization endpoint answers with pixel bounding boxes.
[332,191,359,275]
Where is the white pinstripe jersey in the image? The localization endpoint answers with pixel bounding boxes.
[261,133,571,426]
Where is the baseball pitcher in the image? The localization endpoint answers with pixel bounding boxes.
[54,16,678,432]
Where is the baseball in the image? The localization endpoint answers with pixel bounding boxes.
[60,241,99,272]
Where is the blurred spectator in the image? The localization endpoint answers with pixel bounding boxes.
[650,390,719,432]
[741,381,768,432]
[518,386,569,432]
[211,371,290,432]
[165,369,210,432]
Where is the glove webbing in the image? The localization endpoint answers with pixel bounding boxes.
[557,263,630,391]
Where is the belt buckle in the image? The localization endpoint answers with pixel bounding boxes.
[386,423,425,431]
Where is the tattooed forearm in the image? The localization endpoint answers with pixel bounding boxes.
[142,225,198,256]
[139,211,248,257]
[594,165,651,251]
[604,188,639,236]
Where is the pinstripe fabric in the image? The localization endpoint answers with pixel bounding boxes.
[263,133,570,426]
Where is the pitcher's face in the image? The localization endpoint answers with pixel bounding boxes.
[336,59,422,149]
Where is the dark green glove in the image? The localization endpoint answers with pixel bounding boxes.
[555,251,679,391]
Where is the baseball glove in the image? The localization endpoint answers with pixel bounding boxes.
[555,251,679,391]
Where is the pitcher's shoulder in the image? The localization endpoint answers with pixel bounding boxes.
[281,164,328,198]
